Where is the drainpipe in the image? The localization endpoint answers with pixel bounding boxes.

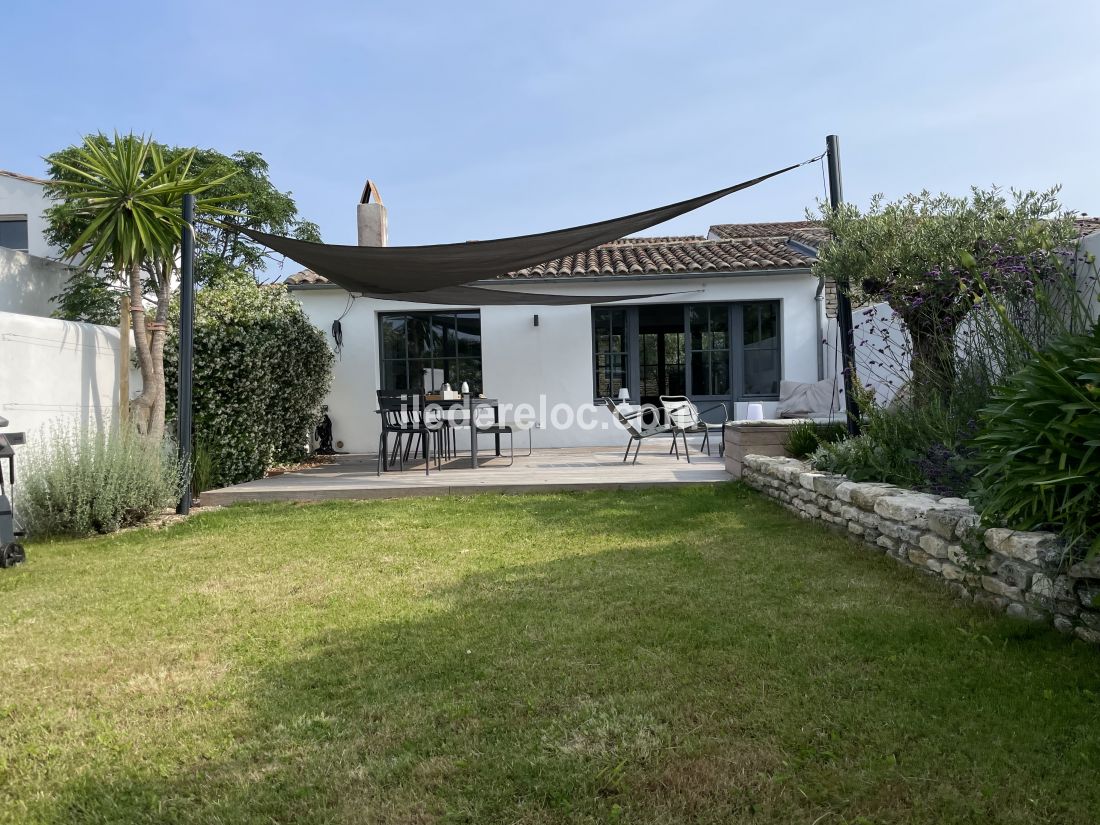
[815,275,826,381]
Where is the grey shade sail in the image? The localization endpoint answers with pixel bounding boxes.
[335,284,698,306]
[235,160,808,300]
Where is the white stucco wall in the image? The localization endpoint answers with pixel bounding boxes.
[292,273,822,453]
[0,248,69,318]
[0,173,57,259]
[0,310,134,440]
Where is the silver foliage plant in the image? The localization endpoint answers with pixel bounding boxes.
[16,421,185,537]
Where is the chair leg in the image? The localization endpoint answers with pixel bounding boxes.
[377,433,385,476]
[672,433,680,459]
[623,438,633,463]
[683,430,692,463]
[631,438,643,465]
[702,429,710,456]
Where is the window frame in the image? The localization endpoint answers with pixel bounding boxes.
[590,300,782,403]
[0,214,29,252]
[377,309,483,394]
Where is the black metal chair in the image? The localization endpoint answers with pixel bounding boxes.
[376,393,441,476]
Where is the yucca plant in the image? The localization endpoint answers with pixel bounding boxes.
[971,322,1100,559]
[46,133,236,439]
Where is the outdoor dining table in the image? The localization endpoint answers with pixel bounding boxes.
[378,394,501,471]
[428,395,501,469]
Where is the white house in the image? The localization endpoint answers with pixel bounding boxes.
[287,201,833,453]
[0,169,68,317]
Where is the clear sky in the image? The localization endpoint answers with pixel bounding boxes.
[5,0,1098,276]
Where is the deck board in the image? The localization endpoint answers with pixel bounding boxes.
[203,446,729,504]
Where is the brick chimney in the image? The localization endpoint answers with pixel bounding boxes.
[357,180,388,246]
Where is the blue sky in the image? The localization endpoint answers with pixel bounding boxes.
[5,1,1098,275]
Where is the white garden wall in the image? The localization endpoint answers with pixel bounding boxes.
[0,310,136,440]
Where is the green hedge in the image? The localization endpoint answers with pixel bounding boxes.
[165,282,333,487]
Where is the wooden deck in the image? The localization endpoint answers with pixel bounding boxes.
[202,446,729,505]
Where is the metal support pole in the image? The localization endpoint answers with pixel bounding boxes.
[826,135,861,436]
[176,194,195,514]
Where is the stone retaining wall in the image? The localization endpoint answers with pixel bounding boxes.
[740,454,1100,644]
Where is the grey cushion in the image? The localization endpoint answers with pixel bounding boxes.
[775,378,841,419]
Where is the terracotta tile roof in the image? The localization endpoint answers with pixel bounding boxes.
[286,232,815,286]
[1076,216,1100,236]
[287,270,331,286]
[503,236,814,279]
[0,169,50,185]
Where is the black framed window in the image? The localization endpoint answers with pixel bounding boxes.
[689,304,730,396]
[0,217,29,251]
[380,310,482,393]
[742,301,780,397]
[591,301,782,402]
[592,307,629,398]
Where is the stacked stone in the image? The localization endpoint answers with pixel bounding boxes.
[740,454,1100,645]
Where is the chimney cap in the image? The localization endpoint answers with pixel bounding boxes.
[360,179,384,206]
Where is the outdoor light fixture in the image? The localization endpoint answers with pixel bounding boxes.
[617,388,630,404]
[746,403,765,421]
[533,314,539,327]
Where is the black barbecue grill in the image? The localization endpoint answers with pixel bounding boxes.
[0,415,26,568]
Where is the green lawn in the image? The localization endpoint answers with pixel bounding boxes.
[1,484,1098,824]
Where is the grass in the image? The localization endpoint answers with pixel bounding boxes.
[1,483,1098,824]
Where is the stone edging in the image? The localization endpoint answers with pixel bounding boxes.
[740,454,1100,644]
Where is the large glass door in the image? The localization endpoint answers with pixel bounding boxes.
[637,305,686,408]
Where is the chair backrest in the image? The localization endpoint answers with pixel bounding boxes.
[659,396,699,429]
[378,393,411,431]
[604,397,645,437]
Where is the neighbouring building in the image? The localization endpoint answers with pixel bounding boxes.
[0,169,130,436]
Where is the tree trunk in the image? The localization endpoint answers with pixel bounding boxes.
[127,261,166,439]
[906,313,959,399]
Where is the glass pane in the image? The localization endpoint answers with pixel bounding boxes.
[455,359,483,394]
[710,307,729,350]
[691,351,707,395]
[593,309,611,353]
[689,305,707,350]
[431,314,454,358]
[382,359,408,392]
[0,219,28,250]
[744,349,779,396]
[455,312,481,357]
[380,315,406,359]
[710,352,730,395]
[759,303,777,346]
[406,316,432,360]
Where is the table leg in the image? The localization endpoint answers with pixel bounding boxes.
[469,396,479,469]
[494,403,501,456]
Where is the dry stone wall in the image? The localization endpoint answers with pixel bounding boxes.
[740,454,1100,644]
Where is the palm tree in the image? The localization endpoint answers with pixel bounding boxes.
[49,133,233,439]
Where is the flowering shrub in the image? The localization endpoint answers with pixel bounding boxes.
[814,187,1075,398]
[164,282,333,487]
[18,422,184,537]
